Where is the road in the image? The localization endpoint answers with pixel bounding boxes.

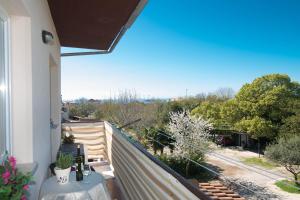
[206,148,300,200]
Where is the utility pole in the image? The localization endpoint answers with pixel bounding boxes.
[185,89,188,98]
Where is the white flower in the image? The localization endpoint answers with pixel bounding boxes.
[167,110,213,159]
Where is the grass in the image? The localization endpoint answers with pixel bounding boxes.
[275,180,300,194]
[242,157,277,169]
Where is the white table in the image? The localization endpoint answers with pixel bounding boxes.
[39,171,111,200]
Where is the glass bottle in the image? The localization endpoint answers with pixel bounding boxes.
[76,144,83,181]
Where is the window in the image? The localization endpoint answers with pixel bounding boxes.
[0,10,9,153]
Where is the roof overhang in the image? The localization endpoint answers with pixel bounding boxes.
[47,0,147,54]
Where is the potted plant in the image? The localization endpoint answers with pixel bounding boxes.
[54,153,73,184]
[0,152,32,200]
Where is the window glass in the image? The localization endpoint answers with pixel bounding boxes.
[0,16,6,153]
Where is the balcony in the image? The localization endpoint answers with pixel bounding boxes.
[62,121,213,200]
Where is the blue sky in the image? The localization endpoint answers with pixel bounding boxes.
[62,0,300,100]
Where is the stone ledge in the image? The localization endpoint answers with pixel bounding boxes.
[17,161,38,175]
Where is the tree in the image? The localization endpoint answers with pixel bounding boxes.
[235,116,275,156]
[191,101,223,128]
[191,99,240,129]
[191,88,235,129]
[279,100,300,138]
[97,90,161,132]
[213,87,235,100]
[69,102,96,118]
[195,92,207,101]
[167,110,212,176]
[220,99,242,128]
[142,127,172,155]
[279,112,300,138]
[232,74,300,140]
[234,116,275,140]
[265,135,300,185]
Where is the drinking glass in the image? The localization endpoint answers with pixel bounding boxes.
[83,164,91,183]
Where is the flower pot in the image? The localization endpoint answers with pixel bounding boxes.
[54,167,71,184]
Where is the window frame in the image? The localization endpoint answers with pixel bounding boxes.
[0,6,11,154]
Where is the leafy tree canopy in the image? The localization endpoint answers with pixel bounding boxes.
[234,116,275,139]
[279,112,300,137]
[191,74,300,140]
[235,74,300,123]
[191,101,224,128]
[233,74,300,139]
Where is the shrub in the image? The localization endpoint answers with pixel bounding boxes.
[157,154,217,182]
[0,152,32,200]
[158,154,204,179]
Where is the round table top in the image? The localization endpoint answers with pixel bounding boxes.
[39,171,111,200]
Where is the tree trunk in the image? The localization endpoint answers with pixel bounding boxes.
[160,148,164,155]
[185,160,191,177]
[284,165,300,186]
[258,138,261,158]
[153,147,157,155]
[293,173,300,186]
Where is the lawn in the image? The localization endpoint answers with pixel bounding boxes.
[242,157,277,169]
[275,180,300,194]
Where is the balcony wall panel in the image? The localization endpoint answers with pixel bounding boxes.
[63,121,210,200]
[62,122,107,161]
[104,122,201,200]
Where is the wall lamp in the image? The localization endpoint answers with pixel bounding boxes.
[42,30,54,44]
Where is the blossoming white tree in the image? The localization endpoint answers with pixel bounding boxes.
[168,110,213,176]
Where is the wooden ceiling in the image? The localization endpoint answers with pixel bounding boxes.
[47,0,144,50]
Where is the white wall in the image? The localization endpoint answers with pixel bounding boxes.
[0,0,61,198]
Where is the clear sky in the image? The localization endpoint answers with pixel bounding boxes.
[61,0,300,100]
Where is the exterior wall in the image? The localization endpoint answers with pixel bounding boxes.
[0,0,61,199]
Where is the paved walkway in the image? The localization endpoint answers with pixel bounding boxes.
[93,163,125,200]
